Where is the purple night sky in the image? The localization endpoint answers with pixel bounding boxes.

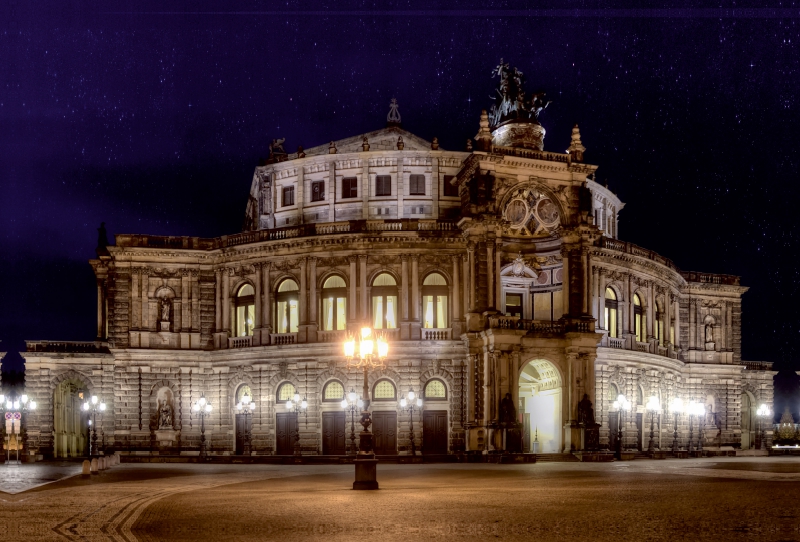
[2,2,799,377]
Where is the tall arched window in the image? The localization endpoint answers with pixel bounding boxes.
[276,279,299,333]
[604,287,618,338]
[236,384,252,404]
[321,275,347,331]
[323,381,345,402]
[276,382,296,402]
[371,273,398,329]
[422,272,448,329]
[235,284,255,337]
[633,293,645,343]
[654,300,664,345]
[607,383,619,402]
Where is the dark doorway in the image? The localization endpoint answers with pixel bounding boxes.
[608,411,619,451]
[422,410,448,454]
[372,411,397,455]
[235,413,252,454]
[636,413,644,451]
[322,411,347,455]
[276,412,298,455]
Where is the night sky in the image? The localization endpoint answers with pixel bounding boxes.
[3,3,800,381]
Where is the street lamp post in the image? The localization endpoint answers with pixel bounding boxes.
[2,394,37,464]
[668,397,684,454]
[757,404,771,451]
[343,326,389,490]
[612,394,631,460]
[235,392,256,455]
[646,396,661,453]
[285,391,308,457]
[82,395,106,458]
[191,393,213,458]
[400,388,423,456]
[341,389,363,455]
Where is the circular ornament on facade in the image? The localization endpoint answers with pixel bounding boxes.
[536,270,550,285]
[505,198,530,228]
[554,268,564,283]
[535,198,560,227]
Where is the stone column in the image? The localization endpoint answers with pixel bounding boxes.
[673,295,681,351]
[561,250,570,318]
[582,249,591,315]
[349,256,357,321]
[191,271,199,331]
[254,264,262,329]
[664,291,672,346]
[299,258,308,325]
[141,269,150,331]
[486,240,495,309]
[215,269,221,332]
[591,266,599,321]
[647,282,655,339]
[131,269,140,330]
[359,255,368,321]
[452,255,460,321]
[222,269,231,334]
[411,254,420,321]
[96,279,105,340]
[689,299,696,349]
[181,271,190,331]
[597,269,606,330]
[495,247,502,311]
[467,246,475,313]
[401,255,409,320]
[309,258,317,325]
[263,263,272,333]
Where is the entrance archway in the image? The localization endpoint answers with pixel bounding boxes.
[53,378,89,458]
[518,359,562,453]
[741,391,756,449]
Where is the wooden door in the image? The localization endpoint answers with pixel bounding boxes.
[235,413,251,454]
[422,410,448,454]
[322,411,347,455]
[636,413,644,451]
[276,412,298,455]
[608,411,619,451]
[372,411,397,455]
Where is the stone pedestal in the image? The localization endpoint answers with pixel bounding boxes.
[155,429,177,447]
[159,321,170,332]
[353,457,379,490]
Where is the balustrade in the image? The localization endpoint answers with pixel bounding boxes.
[423,328,452,340]
[229,336,253,349]
[270,333,297,345]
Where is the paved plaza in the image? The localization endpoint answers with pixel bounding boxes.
[1,458,799,541]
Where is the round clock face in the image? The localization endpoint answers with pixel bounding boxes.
[505,199,529,228]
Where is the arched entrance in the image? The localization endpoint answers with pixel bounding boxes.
[741,391,756,449]
[518,359,562,453]
[53,379,89,458]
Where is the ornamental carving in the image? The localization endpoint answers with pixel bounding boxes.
[501,186,561,238]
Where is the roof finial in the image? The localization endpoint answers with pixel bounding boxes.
[475,109,492,151]
[566,124,586,162]
[387,98,402,127]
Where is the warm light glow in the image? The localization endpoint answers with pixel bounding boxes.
[242,394,251,405]
[669,397,684,414]
[408,390,416,401]
[757,404,771,417]
[0,394,4,403]
[361,338,374,356]
[361,327,372,339]
[99,403,106,411]
[199,396,207,407]
[612,400,620,410]
[286,400,293,410]
[416,398,423,408]
[377,336,388,358]
[82,402,89,411]
[646,396,660,412]
[13,400,20,410]
[92,395,98,405]
[341,399,348,408]
[301,399,308,409]
[344,337,356,358]
[193,403,200,412]
[29,401,37,410]
[293,393,300,403]
[400,398,407,408]
[205,404,212,413]
[20,394,28,403]
[348,390,357,402]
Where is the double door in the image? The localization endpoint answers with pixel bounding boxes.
[276,412,298,455]
[371,411,397,455]
[235,413,252,454]
[422,410,448,454]
[322,411,347,455]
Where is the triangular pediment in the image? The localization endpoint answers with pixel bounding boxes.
[301,126,435,156]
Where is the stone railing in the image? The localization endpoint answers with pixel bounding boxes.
[657,345,669,357]
[681,271,741,286]
[596,237,679,272]
[635,341,650,353]
[316,330,346,343]
[490,145,570,164]
[423,328,452,341]
[270,333,297,345]
[488,316,595,334]
[116,219,460,251]
[25,341,110,354]
[229,336,253,349]
[608,337,626,349]
[744,361,774,371]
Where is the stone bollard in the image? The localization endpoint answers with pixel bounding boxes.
[101,457,107,470]
[90,458,99,474]
[113,453,119,466]
[82,460,91,476]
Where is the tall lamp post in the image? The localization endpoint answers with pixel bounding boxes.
[235,392,256,455]
[668,397,684,454]
[400,388,423,456]
[3,394,37,464]
[82,395,106,458]
[285,391,308,456]
[341,389,363,455]
[343,326,389,490]
[757,403,771,451]
[612,394,631,460]
[694,402,706,453]
[191,393,213,458]
[646,396,661,453]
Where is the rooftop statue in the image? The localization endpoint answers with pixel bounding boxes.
[488,59,551,130]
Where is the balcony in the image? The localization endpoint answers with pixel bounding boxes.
[229,336,253,349]
[487,316,595,334]
[270,333,297,345]
[422,328,452,340]
[316,330,346,343]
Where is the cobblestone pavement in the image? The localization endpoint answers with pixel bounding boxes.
[1,458,799,541]
[0,461,83,494]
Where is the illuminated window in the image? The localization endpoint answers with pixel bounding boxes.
[655,301,664,345]
[373,379,396,400]
[277,383,296,402]
[505,293,522,318]
[422,273,448,329]
[424,379,447,400]
[323,381,345,401]
[607,383,619,402]
[371,273,397,329]
[282,185,294,207]
[633,293,646,343]
[276,279,299,333]
[235,284,255,337]
[604,288,618,338]
[322,275,347,331]
[236,384,252,403]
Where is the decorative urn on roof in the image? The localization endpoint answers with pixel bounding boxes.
[488,59,551,150]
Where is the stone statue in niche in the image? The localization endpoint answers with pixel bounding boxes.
[705,323,713,344]
[156,387,175,430]
[500,393,517,425]
[160,297,171,322]
[577,394,595,425]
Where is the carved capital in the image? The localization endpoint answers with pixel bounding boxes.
[348,255,358,264]
[400,254,409,262]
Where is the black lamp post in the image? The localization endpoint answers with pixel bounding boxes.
[400,388,423,456]
[341,389,363,455]
[757,404,771,451]
[2,394,36,464]
[646,396,661,453]
[82,395,106,458]
[343,326,389,490]
[235,392,256,455]
[285,391,308,456]
[192,392,212,458]
[612,394,631,460]
[668,397,684,454]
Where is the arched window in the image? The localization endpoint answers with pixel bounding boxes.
[276,382,296,403]
[323,381,345,401]
[424,379,447,400]
[236,384,252,403]
[372,379,396,401]
[322,275,347,331]
[654,300,664,345]
[276,279,299,333]
[422,273,448,329]
[633,293,645,343]
[371,273,398,329]
[607,383,619,402]
[604,288,618,338]
[636,386,644,407]
[235,284,255,337]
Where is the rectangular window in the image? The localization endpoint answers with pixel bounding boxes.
[311,181,325,202]
[342,177,358,199]
[409,174,425,195]
[443,175,459,197]
[277,300,299,333]
[505,294,523,318]
[375,175,391,196]
[372,295,397,329]
[282,186,294,207]
[322,297,347,331]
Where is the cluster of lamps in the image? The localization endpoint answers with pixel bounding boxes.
[2,394,36,464]
[236,393,256,455]
[191,393,213,458]
[82,395,106,457]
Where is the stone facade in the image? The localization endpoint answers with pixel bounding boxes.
[20,106,775,458]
